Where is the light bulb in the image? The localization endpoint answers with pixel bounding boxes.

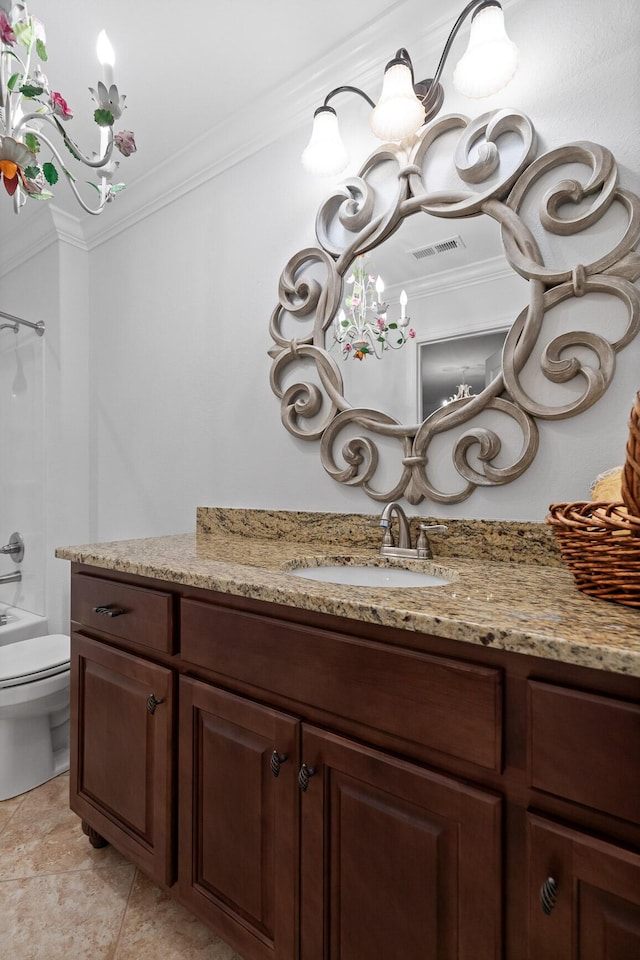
[96,30,115,87]
[96,30,115,66]
[399,289,407,322]
[301,106,349,176]
[370,60,425,142]
[453,2,518,98]
[375,276,385,301]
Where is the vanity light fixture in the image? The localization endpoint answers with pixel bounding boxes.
[0,2,136,214]
[301,0,518,176]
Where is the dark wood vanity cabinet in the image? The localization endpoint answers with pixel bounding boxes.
[298,726,501,960]
[68,564,640,960]
[527,814,640,959]
[70,632,174,886]
[177,676,501,960]
[178,678,300,960]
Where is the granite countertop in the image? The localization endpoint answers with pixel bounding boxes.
[56,508,640,677]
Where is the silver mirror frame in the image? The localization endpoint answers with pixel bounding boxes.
[268,109,640,504]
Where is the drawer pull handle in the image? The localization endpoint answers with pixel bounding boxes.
[146,693,164,715]
[298,763,316,792]
[540,876,558,915]
[93,605,125,618]
[270,750,288,778]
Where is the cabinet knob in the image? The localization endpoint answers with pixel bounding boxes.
[93,605,125,618]
[540,876,558,915]
[298,762,316,792]
[270,750,288,778]
[146,693,165,715]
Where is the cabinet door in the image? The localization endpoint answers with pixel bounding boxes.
[178,678,300,960]
[528,814,640,960]
[299,725,502,960]
[70,632,174,886]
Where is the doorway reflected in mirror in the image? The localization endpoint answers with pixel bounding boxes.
[418,329,508,420]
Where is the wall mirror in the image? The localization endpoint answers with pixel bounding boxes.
[268,109,640,504]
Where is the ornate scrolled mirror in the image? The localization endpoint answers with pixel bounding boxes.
[268,109,640,504]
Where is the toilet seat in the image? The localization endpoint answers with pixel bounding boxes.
[0,634,70,688]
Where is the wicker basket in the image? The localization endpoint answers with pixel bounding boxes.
[547,392,640,608]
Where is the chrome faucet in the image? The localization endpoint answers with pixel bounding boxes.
[379,502,447,559]
[379,502,412,555]
[0,570,21,584]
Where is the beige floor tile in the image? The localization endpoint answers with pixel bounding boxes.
[0,863,136,960]
[0,793,26,836]
[0,773,128,880]
[113,870,244,960]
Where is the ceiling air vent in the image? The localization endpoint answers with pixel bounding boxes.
[410,235,465,260]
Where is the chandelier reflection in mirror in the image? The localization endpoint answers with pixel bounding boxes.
[0,2,136,214]
[268,103,640,504]
[444,380,475,406]
[332,256,414,361]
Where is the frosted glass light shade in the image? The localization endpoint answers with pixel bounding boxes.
[370,61,425,142]
[301,107,349,176]
[453,3,519,98]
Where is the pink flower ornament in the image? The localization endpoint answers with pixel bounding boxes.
[114,130,136,157]
[50,91,73,120]
[0,11,15,44]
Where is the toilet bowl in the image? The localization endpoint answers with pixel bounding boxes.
[0,634,70,800]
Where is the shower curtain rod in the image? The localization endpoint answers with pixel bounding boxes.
[0,309,45,336]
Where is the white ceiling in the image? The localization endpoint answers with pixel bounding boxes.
[27,0,429,212]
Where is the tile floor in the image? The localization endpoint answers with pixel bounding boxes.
[0,773,244,960]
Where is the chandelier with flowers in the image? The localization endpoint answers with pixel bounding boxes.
[0,1,135,214]
[332,256,415,361]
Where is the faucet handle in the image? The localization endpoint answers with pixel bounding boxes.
[419,524,448,535]
[416,524,447,560]
[0,533,24,563]
[380,524,394,547]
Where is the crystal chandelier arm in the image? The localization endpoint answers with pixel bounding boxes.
[21,127,111,215]
[421,0,497,110]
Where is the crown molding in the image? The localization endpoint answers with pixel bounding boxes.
[0,203,89,279]
[387,255,516,301]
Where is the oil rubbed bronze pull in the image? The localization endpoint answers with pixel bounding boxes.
[298,763,316,792]
[93,605,125,618]
[270,750,288,778]
[146,693,164,715]
[540,876,558,915]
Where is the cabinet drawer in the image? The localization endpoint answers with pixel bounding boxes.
[181,599,503,771]
[71,573,175,654]
[528,680,640,823]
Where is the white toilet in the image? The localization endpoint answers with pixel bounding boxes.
[0,634,71,800]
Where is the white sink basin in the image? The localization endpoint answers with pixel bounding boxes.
[289,564,453,588]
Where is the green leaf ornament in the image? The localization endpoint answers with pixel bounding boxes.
[19,84,44,99]
[42,161,59,185]
[94,108,114,127]
[24,132,40,153]
[13,19,34,49]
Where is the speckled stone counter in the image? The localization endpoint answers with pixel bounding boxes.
[56,508,640,677]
